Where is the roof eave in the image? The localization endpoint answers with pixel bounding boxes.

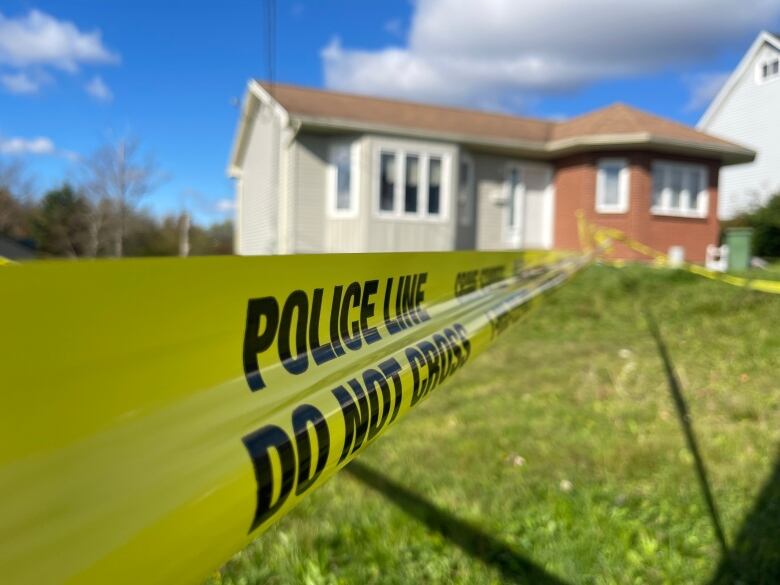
[227,81,291,177]
[293,116,754,164]
[547,133,756,164]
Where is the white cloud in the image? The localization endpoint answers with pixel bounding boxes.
[0,135,77,160]
[0,71,43,94]
[0,9,118,71]
[85,75,112,102]
[215,198,236,213]
[0,136,55,155]
[684,71,730,112]
[322,0,780,108]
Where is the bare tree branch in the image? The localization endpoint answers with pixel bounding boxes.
[80,137,164,257]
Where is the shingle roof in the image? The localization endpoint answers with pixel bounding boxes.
[550,103,736,148]
[262,82,551,143]
[251,82,754,163]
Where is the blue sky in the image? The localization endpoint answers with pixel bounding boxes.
[1,1,778,224]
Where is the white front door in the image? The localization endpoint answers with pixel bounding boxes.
[503,163,553,249]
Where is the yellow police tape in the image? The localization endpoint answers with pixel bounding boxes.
[0,249,592,584]
[588,223,780,295]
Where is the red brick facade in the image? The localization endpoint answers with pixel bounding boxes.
[553,151,720,262]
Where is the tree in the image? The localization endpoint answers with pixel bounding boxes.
[734,192,780,258]
[0,160,34,240]
[189,219,234,255]
[81,137,163,257]
[32,184,91,257]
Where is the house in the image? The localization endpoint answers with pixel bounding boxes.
[698,31,780,219]
[229,81,754,261]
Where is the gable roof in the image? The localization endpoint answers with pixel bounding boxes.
[698,30,780,129]
[229,81,754,174]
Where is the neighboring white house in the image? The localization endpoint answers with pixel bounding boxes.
[698,31,780,219]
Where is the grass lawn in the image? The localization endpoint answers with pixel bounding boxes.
[206,265,780,585]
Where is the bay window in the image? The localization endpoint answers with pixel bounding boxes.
[374,145,449,220]
[651,161,708,217]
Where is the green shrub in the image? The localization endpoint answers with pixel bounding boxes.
[730,193,780,258]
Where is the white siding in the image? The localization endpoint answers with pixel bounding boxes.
[290,135,328,252]
[699,41,780,218]
[236,105,281,255]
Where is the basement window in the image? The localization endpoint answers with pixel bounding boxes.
[651,161,708,218]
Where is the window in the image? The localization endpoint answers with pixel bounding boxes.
[595,158,629,213]
[328,143,358,217]
[651,161,708,217]
[428,156,442,215]
[379,152,396,212]
[759,57,780,82]
[404,154,419,213]
[374,145,449,220]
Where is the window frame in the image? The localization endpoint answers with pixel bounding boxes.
[757,55,780,83]
[650,160,709,219]
[372,143,450,222]
[595,158,630,214]
[326,141,360,219]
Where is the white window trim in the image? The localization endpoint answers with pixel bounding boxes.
[595,158,630,214]
[372,143,450,222]
[326,141,360,219]
[756,55,780,84]
[651,160,709,219]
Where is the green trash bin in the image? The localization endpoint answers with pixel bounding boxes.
[725,227,753,272]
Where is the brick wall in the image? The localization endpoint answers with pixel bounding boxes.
[553,151,721,262]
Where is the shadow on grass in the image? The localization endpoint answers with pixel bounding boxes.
[643,308,730,560]
[345,460,569,585]
[709,452,780,584]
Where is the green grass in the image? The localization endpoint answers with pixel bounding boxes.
[206,265,780,585]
